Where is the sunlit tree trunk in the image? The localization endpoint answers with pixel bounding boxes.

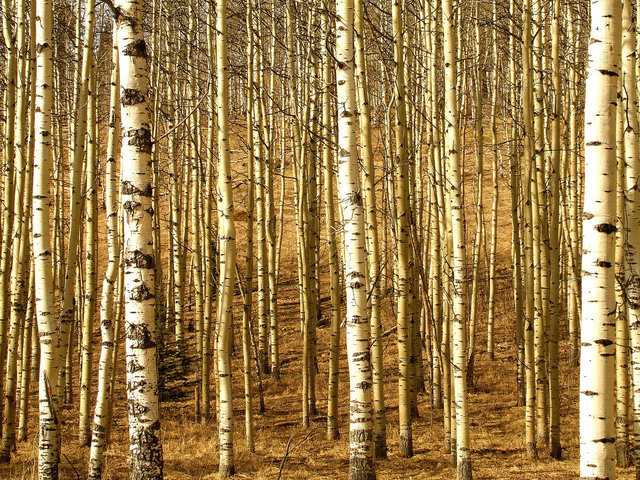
[33,0,61,472]
[254,3,270,379]
[547,0,562,460]
[116,0,164,474]
[486,0,499,363]
[443,0,472,477]
[323,4,341,442]
[242,0,256,452]
[531,0,548,448]
[580,0,621,477]
[216,0,237,474]
[354,0,386,458]
[521,0,538,459]
[624,0,640,478]
[0,0,29,458]
[57,0,96,400]
[266,0,280,381]
[336,0,375,477]
[17,269,34,443]
[567,2,581,368]
[468,4,484,371]
[0,0,18,428]
[392,0,414,458]
[87,27,120,478]
[79,41,98,448]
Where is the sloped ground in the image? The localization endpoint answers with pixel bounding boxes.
[1,122,633,479]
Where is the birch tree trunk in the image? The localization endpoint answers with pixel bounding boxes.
[0,0,29,457]
[623,1,640,478]
[17,269,34,443]
[443,0,472,477]
[79,41,98,448]
[336,0,375,477]
[567,1,581,368]
[33,0,61,473]
[216,0,237,475]
[392,0,414,458]
[115,0,164,475]
[580,0,621,477]
[242,0,256,451]
[57,0,96,398]
[0,0,18,426]
[547,0,562,460]
[521,0,538,459]
[322,5,341,442]
[88,26,120,478]
[354,0,385,458]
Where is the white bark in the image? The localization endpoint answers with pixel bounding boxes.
[443,0,472,477]
[116,0,164,476]
[33,0,60,474]
[623,0,640,477]
[336,0,375,478]
[88,26,120,478]
[216,0,237,475]
[580,0,621,477]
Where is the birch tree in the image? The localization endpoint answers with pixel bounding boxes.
[33,0,60,474]
[443,0,472,477]
[580,0,621,478]
[88,25,120,478]
[116,0,164,475]
[336,0,375,477]
[216,0,237,474]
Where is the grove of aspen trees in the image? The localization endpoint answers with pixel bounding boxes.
[0,0,636,478]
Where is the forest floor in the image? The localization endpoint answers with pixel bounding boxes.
[0,120,634,480]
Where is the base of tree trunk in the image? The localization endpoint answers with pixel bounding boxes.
[398,431,413,458]
[457,458,473,480]
[0,448,11,464]
[219,461,235,477]
[349,453,375,480]
[526,441,538,460]
[79,431,91,448]
[374,434,387,459]
[549,438,562,460]
[130,431,163,480]
[616,441,630,467]
[444,436,451,455]
[327,419,340,440]
[536,431,548,447]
